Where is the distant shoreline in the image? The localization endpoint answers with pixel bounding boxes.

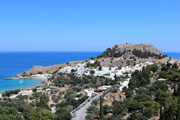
[4,75,49,84]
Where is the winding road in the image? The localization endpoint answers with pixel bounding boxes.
[72,93,102,120]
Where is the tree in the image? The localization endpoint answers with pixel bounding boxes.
[163,96,177,120]
[161,64,168,71]
[33,88,37,92]
[99,96,103,120]
[86,105,99,120]
[177,97,180,120]
[155,90,170,106]
[127,112,148,120]
[153,81,168,92]
[143,101,160,118]
[123,87,134,98]
[87,105,99,115]
[176,81,180,96]
[38,71,43,74]
[143,107,153,118]
[71,69,76,73]
[112,101,128,115]
[156,90,177,120]
[107,115,122,120]
[55,108,72,120]
[114,74,118,83]
[25,107,53,120]
[172,63,178,71]
[169,72,180,95]
[99,65,102,71]
[125,99,144,112]
[0,105,23,120]
[128,68,150,89]
[147,64,159,73]
[90,70,95,75]
[160,105,163,120]
[134,93,152,103]
[103,105,111,115]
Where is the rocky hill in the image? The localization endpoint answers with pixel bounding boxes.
[97,43,164,58]
[96,43,169,67]
[113,43,162,54]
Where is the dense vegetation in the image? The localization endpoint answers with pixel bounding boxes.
[128,67,150,89]
[0,85,91,120]
[97,47,126,58]
[85,62,180,120]
[128,64,159,89]
[0,97,53,120]
[132,49,166,59]
[52,72,119,89]
[97,46,167,60]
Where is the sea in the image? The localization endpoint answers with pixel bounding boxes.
[0,52,101,93]
[0,52,179,93]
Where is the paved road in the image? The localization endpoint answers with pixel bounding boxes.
[72,93,101,120]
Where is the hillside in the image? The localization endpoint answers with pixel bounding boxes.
[97,43,164,58]
[96,43,169,67]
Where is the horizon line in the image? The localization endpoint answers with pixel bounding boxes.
[0,51,103,53]
[0,51,179,53]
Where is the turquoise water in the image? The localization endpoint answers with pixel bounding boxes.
[0,52,101,93]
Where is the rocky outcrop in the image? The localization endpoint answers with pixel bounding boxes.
[96,43,169,67]
[113,43,162,55]
[97,43,164,59]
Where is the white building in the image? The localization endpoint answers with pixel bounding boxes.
[59,60,153,90]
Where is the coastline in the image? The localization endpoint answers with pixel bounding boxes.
[0,74,49,95]
[4,74,50,84]
[1,60,84,93]
[0,52,100,94]
[2,51,180,95]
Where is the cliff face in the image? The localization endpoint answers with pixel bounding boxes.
[113,43,162,55]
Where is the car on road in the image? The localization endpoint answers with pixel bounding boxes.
[72,114,77,118]
[75,107,80,111]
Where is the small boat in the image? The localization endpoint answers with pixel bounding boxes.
[19,80,23,84]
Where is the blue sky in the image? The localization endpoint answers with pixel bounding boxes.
[0,0,179,52]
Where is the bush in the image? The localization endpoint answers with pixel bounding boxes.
[90,70,95,75]
[143,107,153,118]
[132,49,165,59]
[38,71,43,74]
[2,89,20,97]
